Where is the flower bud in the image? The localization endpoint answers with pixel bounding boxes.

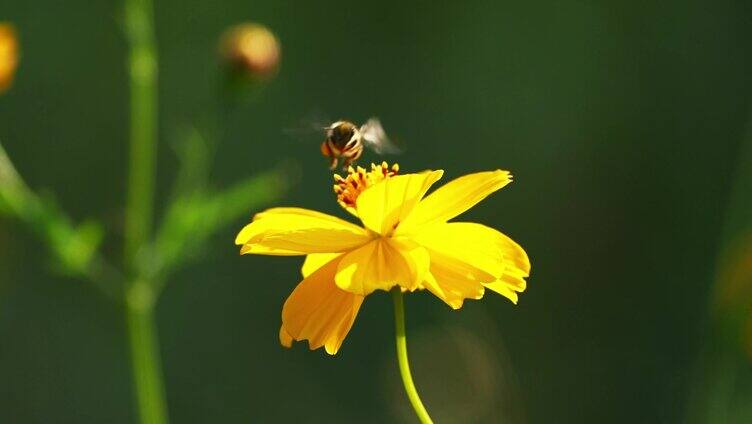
[220,23,280,80]
[0,23,19,94]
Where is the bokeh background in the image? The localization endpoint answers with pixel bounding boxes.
[2,0,752,422]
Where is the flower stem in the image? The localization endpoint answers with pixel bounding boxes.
[126,281,168,424]
[391,288,434,424]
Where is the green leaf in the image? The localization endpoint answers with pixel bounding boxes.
[151,165,291,280]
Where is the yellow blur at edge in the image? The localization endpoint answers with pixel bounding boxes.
[0,23,19,94]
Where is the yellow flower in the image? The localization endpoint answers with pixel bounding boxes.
[0,23,19,93]
[235,162,531,354]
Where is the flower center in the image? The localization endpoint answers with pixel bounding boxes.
[333,162,399,211]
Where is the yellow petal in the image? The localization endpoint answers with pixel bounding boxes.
[279,325,293,347]
[301,253,341,277]
[281,256,365,355]
[411,222,508,280]
[240,244,301,255]
[235,207,371,255]
[412,222,529,306]
[335,238,430,295]
[399,170,511,231]
[389,237,431,291]
[355,171,444,235]
[484,281,519,304]
[499,230,531,288]
[324,295,365,354]
[253,207,345,221]
[423,260,486,310]
[484,231,530,303]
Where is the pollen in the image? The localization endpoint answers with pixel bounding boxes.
[334,162,399,211]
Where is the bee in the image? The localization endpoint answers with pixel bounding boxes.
[320,117,399,169]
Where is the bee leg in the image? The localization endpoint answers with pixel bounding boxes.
[343,147,363,169]
[322,141,338,170]
[321,141,332,157]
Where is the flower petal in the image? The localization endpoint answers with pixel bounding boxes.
[281,256,365,355]
[411,222,508,280]
[355,171,444,235]
[301,253,341,277]
[279,325,293,347]
[335,238,430,295]
[483,231,530,303]
[483,281,520,304]
[413,222,530,305]
[423,260,486,310]
[399,170,511,231]
[236,207,371,255]
[389,237,431,291]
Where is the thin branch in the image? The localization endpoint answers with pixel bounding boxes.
[0,141,123,300]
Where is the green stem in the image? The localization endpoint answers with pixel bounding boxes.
[123,0,167,422]
[126,281,168,424]
[391,288,434,424]
[1,142,123,300]
[124,0,158,266]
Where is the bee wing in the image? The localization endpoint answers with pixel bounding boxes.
[360,117,402,154]
[282,111,331,141]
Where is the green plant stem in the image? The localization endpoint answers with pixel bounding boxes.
[1,142,122,300]
[391,288,434,424]
[123,0,167,423]
[126,281,168,424]
[124,0,158,266]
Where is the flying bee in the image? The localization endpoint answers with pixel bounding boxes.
[320,117,400,169]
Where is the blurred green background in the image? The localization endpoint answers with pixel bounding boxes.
[1,0,752,422]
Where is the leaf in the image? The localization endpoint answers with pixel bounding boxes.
[151,165,292,279]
